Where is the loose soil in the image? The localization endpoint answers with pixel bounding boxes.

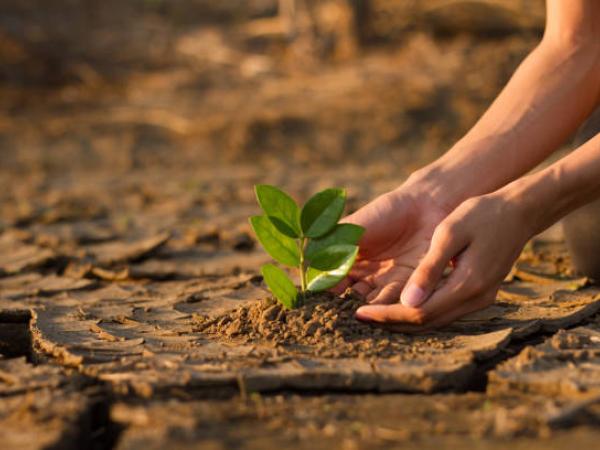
[197,292,431,359]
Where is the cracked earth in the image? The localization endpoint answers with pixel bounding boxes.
[3,162,600,450]
[3,1,600,448]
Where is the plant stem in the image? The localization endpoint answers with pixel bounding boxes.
[298,237,307,296]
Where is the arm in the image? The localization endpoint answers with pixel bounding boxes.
[513,131,600,233]
[356,131,600,330]
[347,0,600,327]
[410,0,600,211]
[395,0,600,308]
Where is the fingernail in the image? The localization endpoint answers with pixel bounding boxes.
[401,284,425,307]
[355,306,372,321]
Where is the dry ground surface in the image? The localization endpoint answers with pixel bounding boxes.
[3,1,600,449]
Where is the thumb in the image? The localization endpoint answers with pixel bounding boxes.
[401,223,466,307]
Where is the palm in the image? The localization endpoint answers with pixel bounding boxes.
[337,190,449,304]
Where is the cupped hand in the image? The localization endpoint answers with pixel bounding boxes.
[332,184,450,307]
[353,192,534,331]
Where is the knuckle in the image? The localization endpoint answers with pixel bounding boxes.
[464,196,485,210]
[456,197,484,220]
[434,222,451,238]
[433,222,456,244]
[463,197,479,209]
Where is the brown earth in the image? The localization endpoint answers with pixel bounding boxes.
[3,1,600,449]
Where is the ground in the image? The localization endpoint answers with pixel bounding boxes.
[2,1,600,449]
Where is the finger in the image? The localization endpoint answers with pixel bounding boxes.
[369,280,403,305]
[363,263,412,304]
[400,223,468,308]
[351,280,373,297]
[356,250,481,325]
[366,286,383,303]
[417,250,487,321]
[355,303,424,324]
[384,292,495,333]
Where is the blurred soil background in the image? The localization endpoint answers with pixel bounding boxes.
[0,0,550,247]
[0,0,545,175]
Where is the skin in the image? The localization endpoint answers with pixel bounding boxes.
[334,0,600,331]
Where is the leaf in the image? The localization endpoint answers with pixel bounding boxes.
[307,245,359,292]
[308,244,358,271]
[250,216,300,267]
[261,264,298,309]
[254,185,301,238]
[300,188,346,238]
[305,223,364,260]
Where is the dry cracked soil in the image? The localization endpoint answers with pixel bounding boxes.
[3,166,600,450]
[3,1,600,449]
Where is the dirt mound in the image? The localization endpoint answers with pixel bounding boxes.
[195,292,448,359]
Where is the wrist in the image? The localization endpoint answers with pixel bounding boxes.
[404,152,478,212]
[493,172,558,236]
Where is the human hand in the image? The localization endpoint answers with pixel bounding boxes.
[353,192,534,331]
[332,182,451,308]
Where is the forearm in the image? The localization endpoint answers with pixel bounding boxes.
[410,17,599,210]
[501,131,600,234]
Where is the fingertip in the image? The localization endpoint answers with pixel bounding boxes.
[355,303,422,324]
[355,306,372,322]
[400,283,426,307]
[356,304,386,320]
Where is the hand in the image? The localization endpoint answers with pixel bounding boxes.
[354,192,534,331]
[332,182,451,308]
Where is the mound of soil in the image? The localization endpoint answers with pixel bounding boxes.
[195,292,449,359]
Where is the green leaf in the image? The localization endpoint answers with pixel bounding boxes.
[300,188,346,238]
[250,216,300,267]
[308,244,358,271]
[305,223,364,260]
[261,264,298,309]
[307,245,359,292]
[254,185,301,238]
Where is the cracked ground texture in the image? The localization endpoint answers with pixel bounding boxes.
[3,1,600,449]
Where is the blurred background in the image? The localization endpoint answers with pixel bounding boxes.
[0,0,546,171]
[0,0,545,243]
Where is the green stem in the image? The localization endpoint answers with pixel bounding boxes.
[298,237,307,297]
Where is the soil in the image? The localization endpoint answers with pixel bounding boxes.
[3,1,600,449]
[196,292,423,358]
[111,393,600,450]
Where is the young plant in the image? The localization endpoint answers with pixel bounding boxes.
[250,184,364,309]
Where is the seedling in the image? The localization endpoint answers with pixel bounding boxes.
[250,184,364,309]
